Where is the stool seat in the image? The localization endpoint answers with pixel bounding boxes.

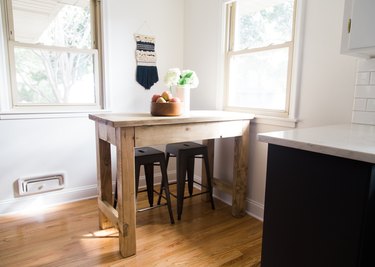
[164,142,215,220]
[135,146,164,161]
[114,146,174,224]
[165,142,206,155]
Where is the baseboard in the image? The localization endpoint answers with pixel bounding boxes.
[181,175,262,220]
[246,199,264,221]
[0,184,98,215]
[212,182,264,222]
[169,174,263,222]
[212,186,231,204]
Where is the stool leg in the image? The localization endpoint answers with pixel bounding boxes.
[114,181,118,209]
[135,163,141,197]
[157,177,163,205]
[203,151,215,210]
[165,152,171,166]
[144,164,154,207]
[177,154,188,220]
[160,159,175,224]
[157,152,170,205]
[187,157,195,197]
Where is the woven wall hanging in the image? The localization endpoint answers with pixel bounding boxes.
[134,34,159,89]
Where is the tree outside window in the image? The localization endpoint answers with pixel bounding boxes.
[5,0,102,110]
[225,0,296,117]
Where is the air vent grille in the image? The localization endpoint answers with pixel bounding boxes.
[18,174,65,196]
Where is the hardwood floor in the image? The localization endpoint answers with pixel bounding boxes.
[0,187,263,267]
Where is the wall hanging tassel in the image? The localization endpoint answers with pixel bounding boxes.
[134,34,159,89]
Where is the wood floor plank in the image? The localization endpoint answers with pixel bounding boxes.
[0,188,262,267]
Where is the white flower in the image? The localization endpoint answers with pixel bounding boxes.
[164,68,199,89]
[164,68,181,87]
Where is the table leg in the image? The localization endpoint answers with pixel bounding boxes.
[202,139,214,202]
[95,125,113,229]
[116,127,136,257]
[232,122,250,217]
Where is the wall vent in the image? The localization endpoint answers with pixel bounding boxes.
[18,173,65,196]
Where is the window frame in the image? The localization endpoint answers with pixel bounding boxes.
[1,0,104,113]
[223,0,298,118]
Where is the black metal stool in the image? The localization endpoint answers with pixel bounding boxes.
[161,142,215,220]
[114,147,174,224]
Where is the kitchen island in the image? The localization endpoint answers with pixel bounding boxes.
[258,124,375,267]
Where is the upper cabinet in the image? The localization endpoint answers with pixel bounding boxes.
[341,0,375,58]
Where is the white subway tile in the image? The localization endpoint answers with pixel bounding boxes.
[353,60,375,126]
[353,98,367,111]
[367,99,375,111]
[352,111,375,125]
[356,72,370,85]
[357,58,375,72]
[355,86,375,98]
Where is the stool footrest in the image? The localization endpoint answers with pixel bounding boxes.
[169,190,211,199]
[137,203,167,212]
[138,188,169,202]
[167,180,210,189]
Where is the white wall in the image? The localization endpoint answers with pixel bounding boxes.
[183,0,357,220]
[183,0,223,110]
[104,0,184,113]
[297,0,357,128]
[0,118,98,214]
[0,0,184,214]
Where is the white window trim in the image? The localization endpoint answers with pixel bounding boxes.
[221,0,306,128]
[0,0,107,119]
[0,0,11,112]
[287,0,306,124]
[8,42,101,110]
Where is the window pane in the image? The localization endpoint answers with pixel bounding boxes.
[228,48,289,110]
[13,47,96,105]
[12,0,92,48]
[234,0,294,50]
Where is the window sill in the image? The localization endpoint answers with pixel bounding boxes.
[252,115,298,128]
[0,109,111,120]
[223,107,298,128]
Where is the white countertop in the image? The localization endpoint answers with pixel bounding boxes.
[258,124,375,164]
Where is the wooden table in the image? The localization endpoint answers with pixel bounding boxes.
[89,110,254,257]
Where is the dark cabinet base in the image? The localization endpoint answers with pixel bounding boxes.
[261,144,375,267]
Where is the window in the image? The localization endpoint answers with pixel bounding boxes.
[224,0,297,117]
[2,0,103,112]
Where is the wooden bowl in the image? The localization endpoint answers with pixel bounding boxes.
[151,102,182,116]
